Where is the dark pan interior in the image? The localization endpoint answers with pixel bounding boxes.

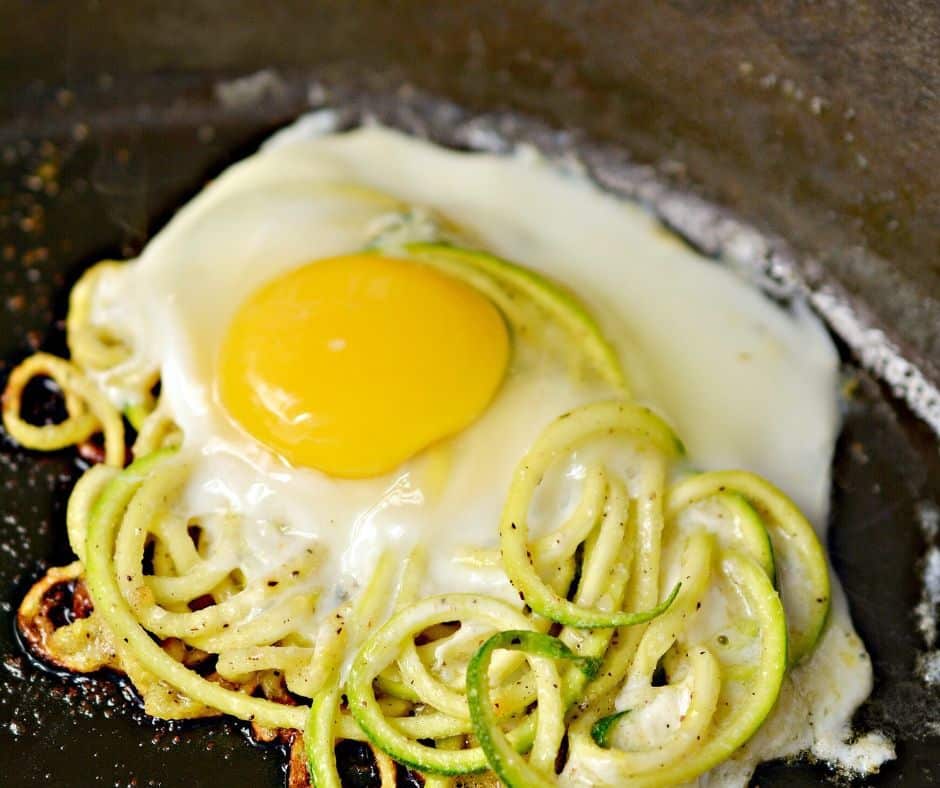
[1,4,939,786]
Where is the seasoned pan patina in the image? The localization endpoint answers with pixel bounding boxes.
[1,3,939,786]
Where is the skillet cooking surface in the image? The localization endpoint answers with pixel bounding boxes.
[0,89,938,787]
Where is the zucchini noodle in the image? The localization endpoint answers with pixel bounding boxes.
[2,353,124,466]
[67,260,160,409]
[666,471,829,665]
[66,262,133,372]
[7,246,833,788]
[466,631,597,788]
[398,243,627,392]
[85,450,306,729]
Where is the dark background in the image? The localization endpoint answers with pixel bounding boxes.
[0,2,938,785]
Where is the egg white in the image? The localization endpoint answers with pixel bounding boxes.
[89,120,839,612]
[86,121,889,778]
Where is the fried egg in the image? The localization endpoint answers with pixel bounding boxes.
[75,120,894,777]
[86,122,843,603]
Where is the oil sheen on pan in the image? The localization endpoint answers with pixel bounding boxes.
[3,120,895,786]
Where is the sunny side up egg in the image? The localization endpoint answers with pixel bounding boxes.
[86,127,624,606]
[87,120,841,605]
[54,120,890,780]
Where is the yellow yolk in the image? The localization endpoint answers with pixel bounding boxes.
[217,254,510,478]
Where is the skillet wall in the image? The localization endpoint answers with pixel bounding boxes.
[2,0,939,383]
[1,2,939,786]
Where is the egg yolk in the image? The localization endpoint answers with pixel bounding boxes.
[217,254,509,478]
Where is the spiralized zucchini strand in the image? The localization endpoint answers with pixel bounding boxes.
[5,242,834,788]
[466,631,598,788]
[500,401,682,628]
[2,353,124,466]
[85,451,308,729]
[346,595,546,775]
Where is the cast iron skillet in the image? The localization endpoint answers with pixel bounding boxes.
[0,79,938,787]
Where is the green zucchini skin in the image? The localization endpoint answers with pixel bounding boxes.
[591,710,631,748]
[466,631,598,788]
[719,493,777,583]
[305,683,343,788]
[646,550,788,785]
[84,450,309,731]
[563,549,787,787]
[667,471,829,665]
[499,400,684,629]
[345,595,544,776]
[665,490,777,583]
